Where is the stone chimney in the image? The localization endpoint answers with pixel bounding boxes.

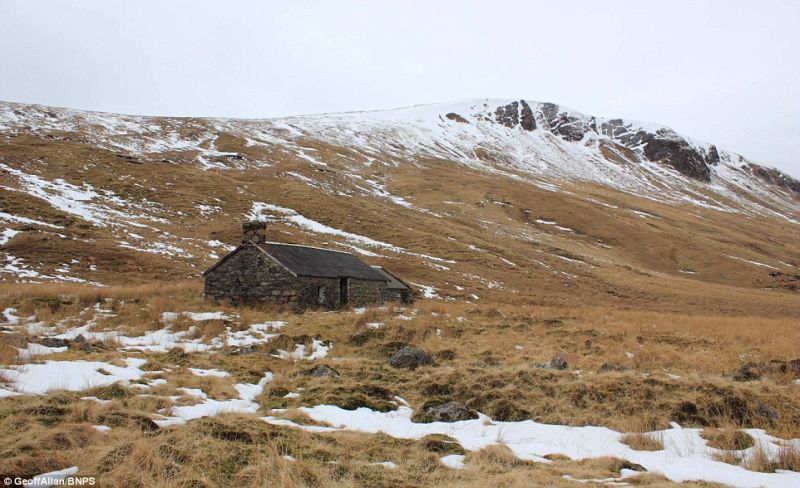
[242,221,267,244]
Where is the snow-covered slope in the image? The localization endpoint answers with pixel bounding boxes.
[2,98,797,220]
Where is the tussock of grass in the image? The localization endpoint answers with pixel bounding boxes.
[713,449,744,466]
[742,442,800,473]
[744,442,776,472]
[701,427,755,450]
[775,443,800,471]
[621,432,664,451]
[416,434,466,455]
[467,444,524,467]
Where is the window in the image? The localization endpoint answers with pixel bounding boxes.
[318,286,327,304]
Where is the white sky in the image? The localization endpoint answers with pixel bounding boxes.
[1,0,798,176]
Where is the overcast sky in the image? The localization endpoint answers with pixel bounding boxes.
[1,1,798,176]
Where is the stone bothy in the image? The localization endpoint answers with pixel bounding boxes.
[203,222,414,310]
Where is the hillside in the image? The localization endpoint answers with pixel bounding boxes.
[2,99,800,487]
[0,98,798,315]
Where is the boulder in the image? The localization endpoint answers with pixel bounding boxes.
[388,346,433,370]
[425,402,478,422]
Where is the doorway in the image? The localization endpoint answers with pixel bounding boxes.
[339,277,348,307]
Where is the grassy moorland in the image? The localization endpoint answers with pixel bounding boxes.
[1,282,799,487]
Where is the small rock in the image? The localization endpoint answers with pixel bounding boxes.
[549,353,568,370]
[38,337,70,348]
[425,402,478,422]
[534,353,569,370]
[309,364,340,377]
[73,334,87,343]
[388,346,433,370]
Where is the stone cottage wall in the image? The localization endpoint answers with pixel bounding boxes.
[204,244,390,310]
[204,245,299,304]
[347,278,386,307]
[295,276,341,310]
[384,288,402,303]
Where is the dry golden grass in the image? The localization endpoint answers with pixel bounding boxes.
[2,282,800,486]
[157,371,240,401]
[0,342,23,368]
[701,427,755,450]
[0,281,200,304]
[744,442,776,472]
[775,443,800,471]
[737,441,800,473]
[467,443,522,467]
[621,432,664,451]
[712,449,744,466]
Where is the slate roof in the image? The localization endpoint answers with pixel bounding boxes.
[261,242,387,281]
[371,266,410,290]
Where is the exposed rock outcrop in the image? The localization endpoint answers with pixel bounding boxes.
[540,103,591,142]
[641,130,712,181]
[494,101,519,128]
[519,100,536,131]
[748,163,800,196]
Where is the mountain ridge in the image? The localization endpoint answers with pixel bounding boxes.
[0,98,798,316]
[2,94,796,177]
[2,97,796,199]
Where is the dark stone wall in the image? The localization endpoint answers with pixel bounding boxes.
[203,244,389,310]
[295,276,340,310]
[346,278,386,307]
[204,245,299,304]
